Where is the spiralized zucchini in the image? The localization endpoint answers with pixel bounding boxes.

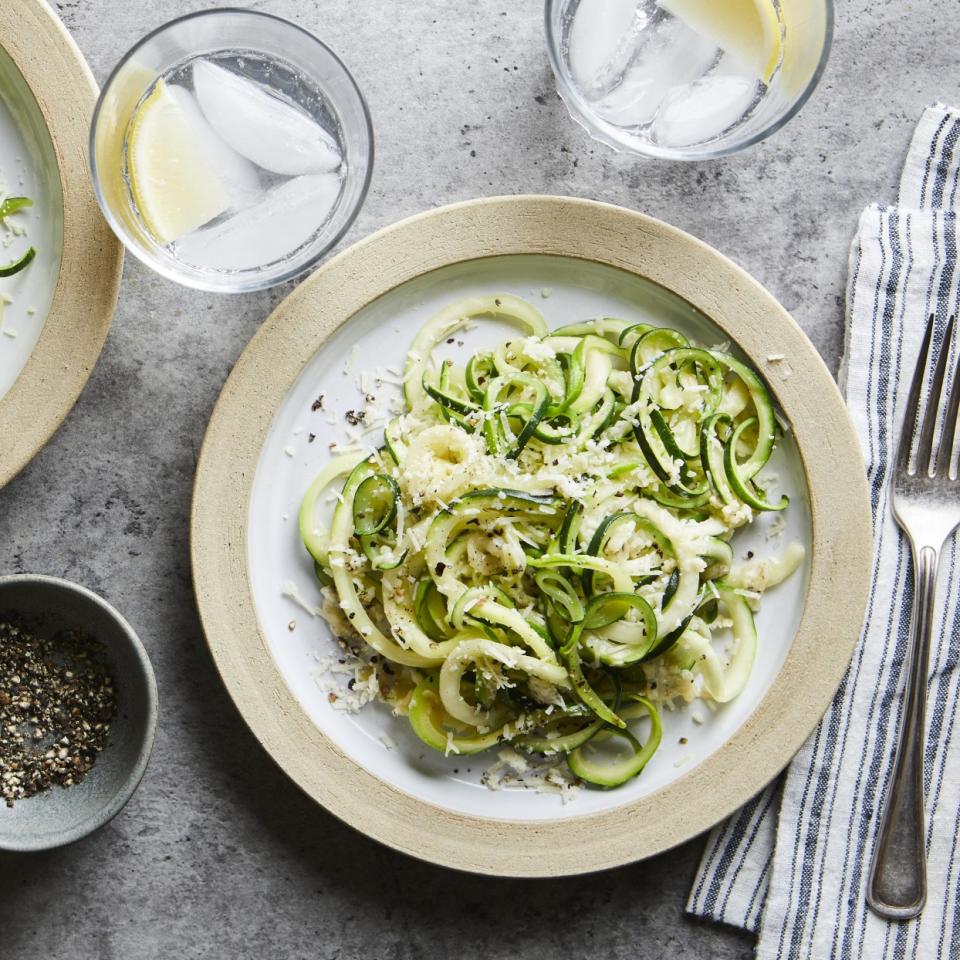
[0,196,35,277]
[299,295,804,789]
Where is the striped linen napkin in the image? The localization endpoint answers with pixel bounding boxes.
[687,102,960,960]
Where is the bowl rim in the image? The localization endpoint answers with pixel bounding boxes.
[87,6,375,293]
[0,573,158,852]
[191,195,873,876]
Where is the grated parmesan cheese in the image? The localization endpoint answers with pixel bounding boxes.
[282,581,323,617]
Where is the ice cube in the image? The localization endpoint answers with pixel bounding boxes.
[193,60,342,177]
[173,172,342,272]
[592,15,717,128]
[165,85,261,208]
[651,73,758,147]
[568,0,647,99]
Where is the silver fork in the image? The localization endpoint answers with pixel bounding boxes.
[867,314,960,921]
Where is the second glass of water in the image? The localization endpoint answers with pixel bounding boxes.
[90,9,373,292]
[546,0,833,160]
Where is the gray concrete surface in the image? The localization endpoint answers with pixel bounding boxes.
[1,1,956,957]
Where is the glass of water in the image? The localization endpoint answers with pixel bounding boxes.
[545,0,833,160]
[89,9,373,292]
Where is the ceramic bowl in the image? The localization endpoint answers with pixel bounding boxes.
[0,575,157,851]
[0,0,123,491]
[191,196,873,875]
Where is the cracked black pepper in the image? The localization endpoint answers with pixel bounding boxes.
[0,619,117,806]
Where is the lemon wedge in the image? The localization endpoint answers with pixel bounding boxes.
[94,62,157,246]
[127,79,232,245]
[658,0,784,84]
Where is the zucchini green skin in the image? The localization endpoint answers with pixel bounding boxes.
[450,583,515,630]
[582,511,672,595]
[382,418,406,463]
[528,553,634,593]
[518,716,604,755]
[691,583,759,703]
[553,317,632,341]
[560,591,658,718]
[405,294,547,408]
[700,413,737,505]
[358,532,407,570]
[568,695,662,788]
[408,676,509,755]
[643,484,713,510]
[556,500,583,554]
[423,366,479,419]
[298,452,367,567]
[711,351,778,480]
[562,641,625,729]
[0,246,35,277]
[640,606,697,663]
[630,346,721,499]
[427,489,562,603]
[328,459,438,668]
[723,418,789,511]
[0,197,35,276]
[617,321,653,347]
[414,578,451,640]
[585,592,659,666]
[465,353,496,403]
[0,196,32,219]
[351,472,407,569]
[582,512,635,595]
[534,569,585,623]
[482,373,550,458]
[353,473,399,536]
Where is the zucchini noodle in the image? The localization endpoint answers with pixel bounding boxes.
[0,196,36,277]
[299,295,804,789]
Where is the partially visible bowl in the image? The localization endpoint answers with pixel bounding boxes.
[0,575,157,852]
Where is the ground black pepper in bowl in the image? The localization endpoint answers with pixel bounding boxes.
[0,619,118,807]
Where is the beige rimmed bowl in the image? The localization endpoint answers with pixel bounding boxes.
[0,0,123,489]
[191,196,872,876]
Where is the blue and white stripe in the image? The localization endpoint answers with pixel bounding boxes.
[687,103,960,959]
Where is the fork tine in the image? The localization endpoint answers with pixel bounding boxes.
[937,317,960,479]
[898,315,935,476]
[918,315,954,476]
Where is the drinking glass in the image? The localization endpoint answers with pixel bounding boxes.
[545,0,833,160]
[89,9,373,292]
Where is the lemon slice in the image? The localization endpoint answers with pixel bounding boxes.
[94,62,157,246]
[127,79,232,245]
[658,0,784,84]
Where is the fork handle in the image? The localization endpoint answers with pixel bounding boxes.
[867,543,937,920]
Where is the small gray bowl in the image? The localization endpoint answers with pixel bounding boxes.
[0,575,157,851]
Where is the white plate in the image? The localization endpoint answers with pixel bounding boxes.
[0,43,62,400]
[193,196,871,875]
[248,254,811,821]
